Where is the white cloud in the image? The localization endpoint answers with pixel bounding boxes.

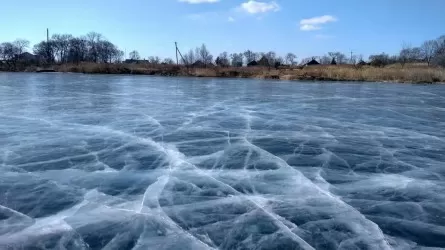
[300,24,321,31]
[239,1,280,14]
[179,0,219,3]
[228,16,235,22]
[299,15,337,31]
[300,15,337,25]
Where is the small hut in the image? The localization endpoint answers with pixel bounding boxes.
[247,60,258,67]
[331,58,337,65]
[257,56,270,67]
[191,60,207,68]
[306,59,320,66]
[357,60,368,66]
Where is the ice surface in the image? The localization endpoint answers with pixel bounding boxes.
[1,73,445,249]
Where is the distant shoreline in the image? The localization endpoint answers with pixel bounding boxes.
[2,63,444,84]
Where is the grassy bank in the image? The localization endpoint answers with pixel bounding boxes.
[6,62,445,83]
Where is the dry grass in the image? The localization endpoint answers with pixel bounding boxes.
[291,65,445,83]
[52,62,445,83]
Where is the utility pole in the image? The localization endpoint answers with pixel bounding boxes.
[174,42,186,66]
[46,28,50,65]
[175,42,179,65]
[350,51,354,64]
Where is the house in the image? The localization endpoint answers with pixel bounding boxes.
[18,52,37,60]
[124,59,149,64]
[191,60,206,68]
[15,52,41,64]
[257,56,270,67]
[306,59,320,66]
[191,60,214,68]
[357,60,368,66]
[247,60,258,67]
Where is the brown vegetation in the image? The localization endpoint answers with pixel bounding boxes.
[51,62,445,83]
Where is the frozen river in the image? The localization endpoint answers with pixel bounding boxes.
[1,73,445,249]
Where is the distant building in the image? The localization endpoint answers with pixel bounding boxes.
[306,59,320,66]
[247,60,258,67]
[191,60,214,68]
[124,59,149,64]
[257,56,270,67]
[16,52,41,64]
[191,60,206,68]
[357,60,368,66]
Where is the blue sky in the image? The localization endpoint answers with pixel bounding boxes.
[2,0,445,60]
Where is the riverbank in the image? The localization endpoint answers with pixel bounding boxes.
[3,62,445,83]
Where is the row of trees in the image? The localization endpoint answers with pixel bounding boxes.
[361,36,445,68]
[0,32,125,66]
[179,45,298,67]
[35,32,125,64]
[300,52,361,66]
[0,39,30,61]
[127,50,175,65]
[1,32,445,69]
[177,34,445,68]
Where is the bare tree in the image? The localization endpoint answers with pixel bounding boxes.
[348,55,358,65]
[113,50,124,63]
[0,42,20,69]
[85,32,103,62]
[129,50,140,60]
[285,53,297,65]
[33,41,55,64]
[13,39,30,55]
[68,37,87,64]
[299,57,312,65]
[0,42,18,61]
[198,44,213,67]
[163,58,174,64]
[337,53,347,64]
[230,53,243,67]
[398,42,414,67]
[328,52,347,64]
[51,34,73,62]
[319,55,331,65]
[421,40,438,66]
[264,51,277,68]
[97,40,120,63]
[432,35,445,67]
[243,50,258,64]
[182,49,196,65]
[436,35,445,55]
[369,53,390,67]
[148,56,161,64]
[215,52,230,67]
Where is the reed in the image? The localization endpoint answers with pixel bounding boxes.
[53,63,445,83]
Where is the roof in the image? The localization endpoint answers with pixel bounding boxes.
[124,59,149,64]
[192,60,206,67]
[247,60,258,66]
[306,59,320,65]
[258,56,270,66]
[17,52,39,60]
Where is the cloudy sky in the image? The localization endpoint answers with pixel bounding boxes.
[2,0,445,60]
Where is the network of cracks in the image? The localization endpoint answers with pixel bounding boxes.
[1,105,445,250]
